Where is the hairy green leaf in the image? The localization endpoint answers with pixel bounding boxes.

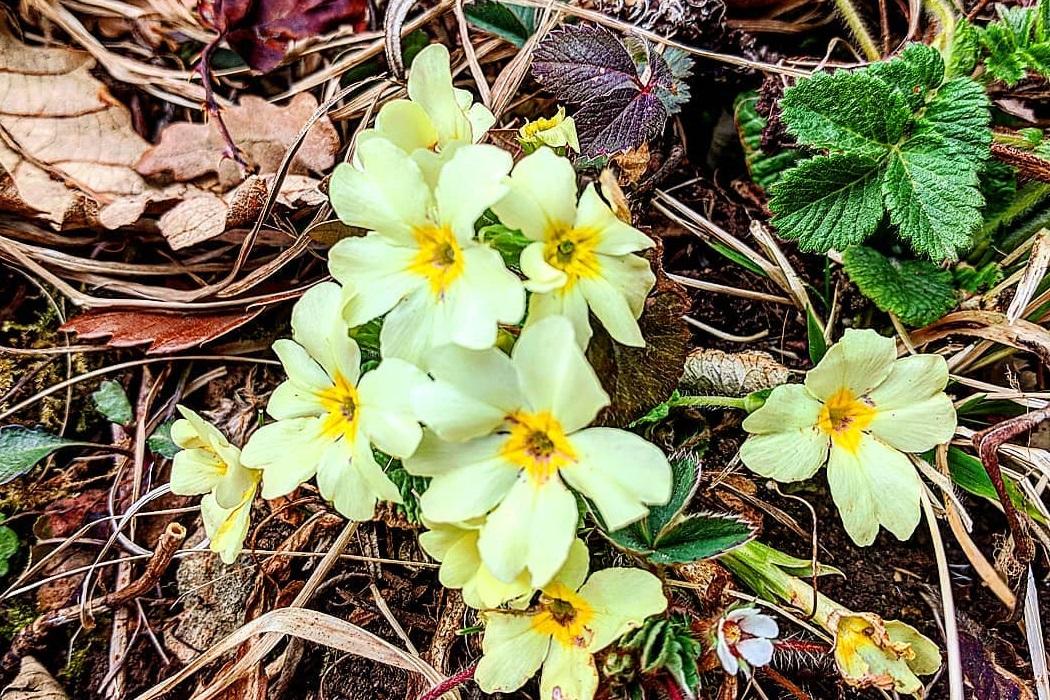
[946,18,980,78]
[619,616,702,696]
[780,71,909,158]
[868,43,944,109]
[916,78,992,162]
[92,380,133,425]
[733,91,802,188]
[843,246,957,326]
[770,154,885,251]
[0,426,76,485]
[647,514,754,563]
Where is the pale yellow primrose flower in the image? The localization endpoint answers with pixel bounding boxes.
[518,107,579,154]
[491,147,656,348]
[170,406,260,564]
[831,610,941,695]
[404,315,671,587]
[240,282,426,521]
[474,566,667,700]
[739,328,957,546]
[357,43,495,184]
[328,139,524,367]
[420,520,589,610]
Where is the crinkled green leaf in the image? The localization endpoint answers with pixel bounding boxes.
[619,616,702,696]
[0,426,76,485]
[806,305,828,364]
[646,513,755,564]
[868,43,944,110]
[883,133,983,260]
[946,18,980,78]
[843,245,957,326]
[464,1,535,47]
[0,521,18,577]
[780,71,908,158]
[91,380,133,425]
[147,419,180,459]
[769,153,886,251]
[953,262,1003,293]
[733,91,802,188]
[915,78,991,163]
[647,452,701,538]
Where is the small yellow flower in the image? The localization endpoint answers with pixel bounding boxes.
[830,611,941,696]
[474,567,667,700]
[518,107,579,154]
[420,522,589,610]
[739,329,957,545]
[404,315,671,587]
[491,147,656,347]
[328,140,525,366]
[240,282,427,521]
[169,406,260,564]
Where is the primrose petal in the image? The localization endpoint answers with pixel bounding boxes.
[539,642,598,700]
[475,613,551,694]
[805,328,897,401]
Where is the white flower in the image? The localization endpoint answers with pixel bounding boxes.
[328,139,524,366]
[715,607,778,675]
[404,315,671,587]
[240,282,426,521]
[491,147,656,347]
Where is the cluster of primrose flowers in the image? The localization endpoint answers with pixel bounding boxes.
[162,41,955,700]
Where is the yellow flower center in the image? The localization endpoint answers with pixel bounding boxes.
[408,224,465,297]
[500,411,578,485]
[544,227,601,290]
[316,372,361,444]
[521,114,562,137]
[817,388,876,454]
[531,582,595,648]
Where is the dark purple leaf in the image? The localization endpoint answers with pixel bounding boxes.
[574,87,667,156]
[532,24,640,103]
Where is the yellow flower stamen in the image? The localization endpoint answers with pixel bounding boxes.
[817,388,876,454]
[408,224,465,296]
[500,411,577,484]
[531,582,595,647]
[317,373,361,443]
[544,227,601,290]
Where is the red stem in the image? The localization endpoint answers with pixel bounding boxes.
[416,663,477,700]
[663,676,686,700]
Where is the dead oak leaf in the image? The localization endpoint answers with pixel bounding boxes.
[62,307,264,354]
[0,23,149,227]
[136,94,340,185]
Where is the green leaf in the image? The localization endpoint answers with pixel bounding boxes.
[883,134,984,260]
[147,420,180,459]
[943,447,1046,522]
[479,224,531,268]
[806,306,828,364]
[770,154,886,252]
[349,318,382,362]
[843,246,957,326]
[733,91,802,189]
[646,513,755,564]
[915,78,991,163]
[0,426,76,485]
[946,19,980,78]
[604,520,654,553]
[647,452,701,537]
[464,0,535,47]
[780,71,909,158]
[628,389,680,428]
[0,520,18,577]
[91,380,132,425]
[981,22,1028,84]
[709,241,766,276]
[619,616,701,696]
[953,262,1003,293]
[867,43,945,110]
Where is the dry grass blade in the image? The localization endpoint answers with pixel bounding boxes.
[1008,228,1050,323]
[919,490,965,700]
[1024,568,1050,700]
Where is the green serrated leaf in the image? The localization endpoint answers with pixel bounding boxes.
[915,77,991,162]
[0,426,76,485]
[868,43,944,110]
[770,154,886,252]
[647,453,701,537]
[733,91,802,189]
[883,133,984,260]
[843,246,957,326]
[806,306,828,364]
[647,513,754,563]
[604,520,655,554]
[953,262,1002,293]
[781,71,909,158]
[946,18,980,78]
[480,223,531,268]
[464,0,535,47]
[91,380,133,425]
[981,22,1028,84]
[147,420,180,459]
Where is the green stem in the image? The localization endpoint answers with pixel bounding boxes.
[923,0,956,52]
[670,395,749,411]
[834,0,880,61]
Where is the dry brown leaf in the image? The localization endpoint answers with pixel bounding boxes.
[136,93,339,185]
[0,23,150,227]
[1,657,68,700]
[61,308,264,354]
[680,348,789,397]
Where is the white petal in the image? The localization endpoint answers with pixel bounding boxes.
[291,282,361,384]
[736,638,775,667]
[869,354,950,408]
[869,394,957,453]
[403,431,504,477]
[524,286,593,350]
[478,475,578,586]
[329,139,430,243]
[539,642,598,700]
[737,611,779,638]
[511,315,609,433]
[419,452,518,523]
[520,241,568,293]
[267,379,324,420]
[444,246,525,349]
[741,384,823,434]
[578,273,645,347]
[201,489,254,565]
[372,99,438,152]
[356,359,426,458]
[406,43,473,146]
[575,183,654,255]
[170,449,223,496]
[271,339,330,395]
[560,428,671,530]
[717,637,740,675]
[577,567,667,651]
[805,328,897,401]
[315,440,376,521]
[241,418,328,499]
[491,147,578,241]
[474,613,550,694]
[378,286,443,366]
[435,145,512,243]
[466,102,496,142]
[213,461,258,511]
[738,428,830,482]
[329,234,424,328]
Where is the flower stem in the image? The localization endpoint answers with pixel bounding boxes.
[834,0,881,61]
[417,663,477,700]
[671,395,749,411]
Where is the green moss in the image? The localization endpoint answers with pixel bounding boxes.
[0,601,37,641]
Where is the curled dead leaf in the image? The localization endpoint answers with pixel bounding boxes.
[910,310,1050,368]
[680,348,789,397]
[1,657,68,700]
[62,308,264,354]
[0,22,149,227]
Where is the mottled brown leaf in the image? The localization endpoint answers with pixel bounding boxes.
[62,308,263,354]
[1,656,69,700]
[0,23,149,226]
[136,94,339,184]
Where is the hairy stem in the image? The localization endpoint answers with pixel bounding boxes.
[834,0,881,61]
[923,0,957,52]
[671,395,749,411]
